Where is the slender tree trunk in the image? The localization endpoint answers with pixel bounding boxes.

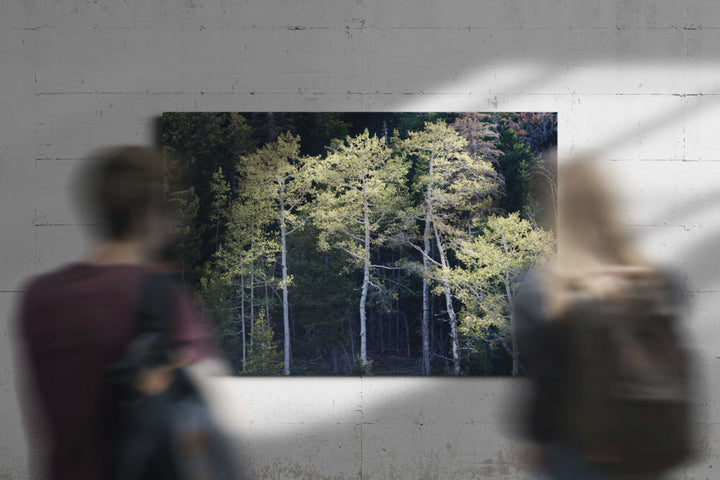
[250,257,254,345]
[395,292,400,354]
[380,309,384,353]
[505,276,519,376]
[404,312,410,358]
[422,214,432,375]
[279,194,291,375]
[394,267,400,354]
[264,275,270,329]
[359,197,370,365]
[241,273,246,371]
[430,293,434,360]
[348,316,356,359]
[433,224,460,375]
[421,176,433,374]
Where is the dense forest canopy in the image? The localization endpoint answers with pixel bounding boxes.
[161,112,557,376]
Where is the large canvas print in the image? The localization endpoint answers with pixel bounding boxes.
[161,112,556,375]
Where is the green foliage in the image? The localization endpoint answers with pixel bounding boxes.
[405,120,500,235]
[308,129,410,364]
[289,113,352,156]
[456,213,554,288]
[451,213,554,372]
[240,131,318,373]
[496,128,542,222]
[199,273,242,358]
[209,167,231,250]
[402,119,503,374]
[500,112,557,155]
[285,225,356,373]
[241,131,312,217]
[241,310,284,375]
[350,354,373,376]
[309,129,409,263]
[162,151,201,277]
[162,112,257,284]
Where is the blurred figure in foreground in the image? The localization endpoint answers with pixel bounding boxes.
[514,158,695,479]
[15,147,217,480]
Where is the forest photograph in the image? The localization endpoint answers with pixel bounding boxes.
[161,112,557,376]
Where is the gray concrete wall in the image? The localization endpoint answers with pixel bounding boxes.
[2,1,719,478]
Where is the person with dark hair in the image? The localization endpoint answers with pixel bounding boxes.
[16,146,215,480]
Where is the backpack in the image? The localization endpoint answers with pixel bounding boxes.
[104,273,246,480]
[559,270,693,476]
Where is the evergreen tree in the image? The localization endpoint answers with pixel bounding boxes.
[162,112,257,284]
[496,128,541,222]
[501,112,557,155]
[285,225,356,374]
[242,310,284,375]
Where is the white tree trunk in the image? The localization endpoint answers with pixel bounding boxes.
[264,276,270,331]
[249,257,254,345]
[434,225,460,375]
[421,157,434,375]
[280,200,291,375]
[241,273,246,371]
[359,198,371,365]
[505,277,519,376]
[422,213,432,375]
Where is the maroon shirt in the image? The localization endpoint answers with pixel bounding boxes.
[17,263,214,480]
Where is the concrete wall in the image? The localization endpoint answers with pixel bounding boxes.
[2,1,720,478]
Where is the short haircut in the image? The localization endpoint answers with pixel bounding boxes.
[79,146,165,240]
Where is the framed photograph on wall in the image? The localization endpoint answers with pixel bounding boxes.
[161,112,557,376]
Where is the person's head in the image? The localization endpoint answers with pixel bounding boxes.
[556,156,643,271]
[543,155,651,311]
[77,146,167,254]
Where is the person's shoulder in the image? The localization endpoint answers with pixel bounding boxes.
[19,275,42,297]
[19,263,78,298]
[16,264,86,327]
[21,263,149,296]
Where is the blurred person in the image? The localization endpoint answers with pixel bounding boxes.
[514,158,695,480]
[15,146,215,480]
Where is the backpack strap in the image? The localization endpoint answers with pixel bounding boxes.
[137,272,180,367]
[107,273,178,389]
